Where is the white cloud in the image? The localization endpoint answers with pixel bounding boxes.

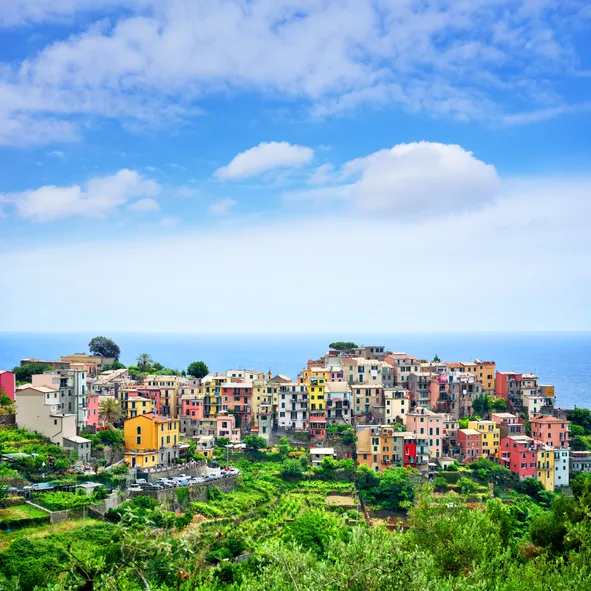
[1,176,590,332]
[208,198,237,215]
[48,150,65,158]
[128,197,160,213]
[288,142,500,218]
[1,1,586,144]
[215,142,314,180]
[307,163,337,186]
[4,169,160,221]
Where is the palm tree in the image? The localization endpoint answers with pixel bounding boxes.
[98,397,123,426]
[136,353,153,372]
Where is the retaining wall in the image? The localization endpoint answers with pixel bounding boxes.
[128,475,237,511]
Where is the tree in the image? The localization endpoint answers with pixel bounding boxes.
[12,362,54,384]
[0,393,13,407]
[458,476,478,495]
[136,353,153,372]
[187,361,209,379]
[88,336,121,360]
[243,434,267,451]
[515,477,545,499]
[568,408,591,434]
[433,354,441,362]
[329,342,358,351]
[490,397,508,411]
[98,398,123,426]
[472,395,492,418]
[280,458,304,479]
[101,360,126,371]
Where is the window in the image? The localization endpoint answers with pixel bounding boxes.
[137,426,142,434]
[137,436,141,444]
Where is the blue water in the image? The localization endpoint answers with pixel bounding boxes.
[0,332,589,409]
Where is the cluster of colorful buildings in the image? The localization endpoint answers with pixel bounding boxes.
[1,344,588,488]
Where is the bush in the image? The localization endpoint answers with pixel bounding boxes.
[433,476,448,492]
[458,477,478,495]
[280,459,304,479]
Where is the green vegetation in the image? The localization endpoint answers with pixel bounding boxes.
[12,363,54,385]
[328,341,358,351]
[0,503,49,530]
[188,360,209,379]
[82,427,125,448]
[568,409,591,451]
[101,360,126,371]
[1,439,591,591]
[33,488,107,511]
[88,336,121,359]
[98,398,124,425]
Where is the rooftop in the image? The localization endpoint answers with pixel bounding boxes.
[64,435,92,444]
[459,428,481,436]
[310,447,335,455]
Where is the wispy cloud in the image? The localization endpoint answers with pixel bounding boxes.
[215,142,314,180]
[2,169,160,221]
[0,1,589,145]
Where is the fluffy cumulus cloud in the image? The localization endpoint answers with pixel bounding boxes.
[287,142,500,218]
[0,0,589,144]
[348,142,501,217]
[208,198,237,215]
[3,169,160,221]
[215,142,314,180]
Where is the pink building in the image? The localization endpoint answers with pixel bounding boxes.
[181,395,204,419]
[86,392,99,427]
[223,383,253,428]
[216,413,241,443]
[458,428,482,463]
[0,370,16,401]
[330,368,344,382]
[500,435,537,480]
[309,411,327,439]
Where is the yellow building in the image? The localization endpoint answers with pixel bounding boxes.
[468,420,500,458]
[124,413,180,469]
[306,369,328,412]
[537,447,555,492]
[123,396,153,419]
[252,380,277,417]
[474,360,496,394]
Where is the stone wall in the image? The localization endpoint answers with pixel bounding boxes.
[0,414,16,426]
[93,446,125,465]
[128,476,237,511]
[89,491,126,516]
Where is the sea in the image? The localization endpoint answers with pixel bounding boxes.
[0,332,590,410]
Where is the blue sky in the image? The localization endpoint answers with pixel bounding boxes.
[0,0,590,332]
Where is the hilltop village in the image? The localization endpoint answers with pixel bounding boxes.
[1,341,589,492]
[1,340,591,590]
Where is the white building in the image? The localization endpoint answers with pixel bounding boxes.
[310,447,335,466]
[277,383,308,430]
[554,449,570,488]
[32,369,88,431]
[15,385,77,445]
[325,382,352,425]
